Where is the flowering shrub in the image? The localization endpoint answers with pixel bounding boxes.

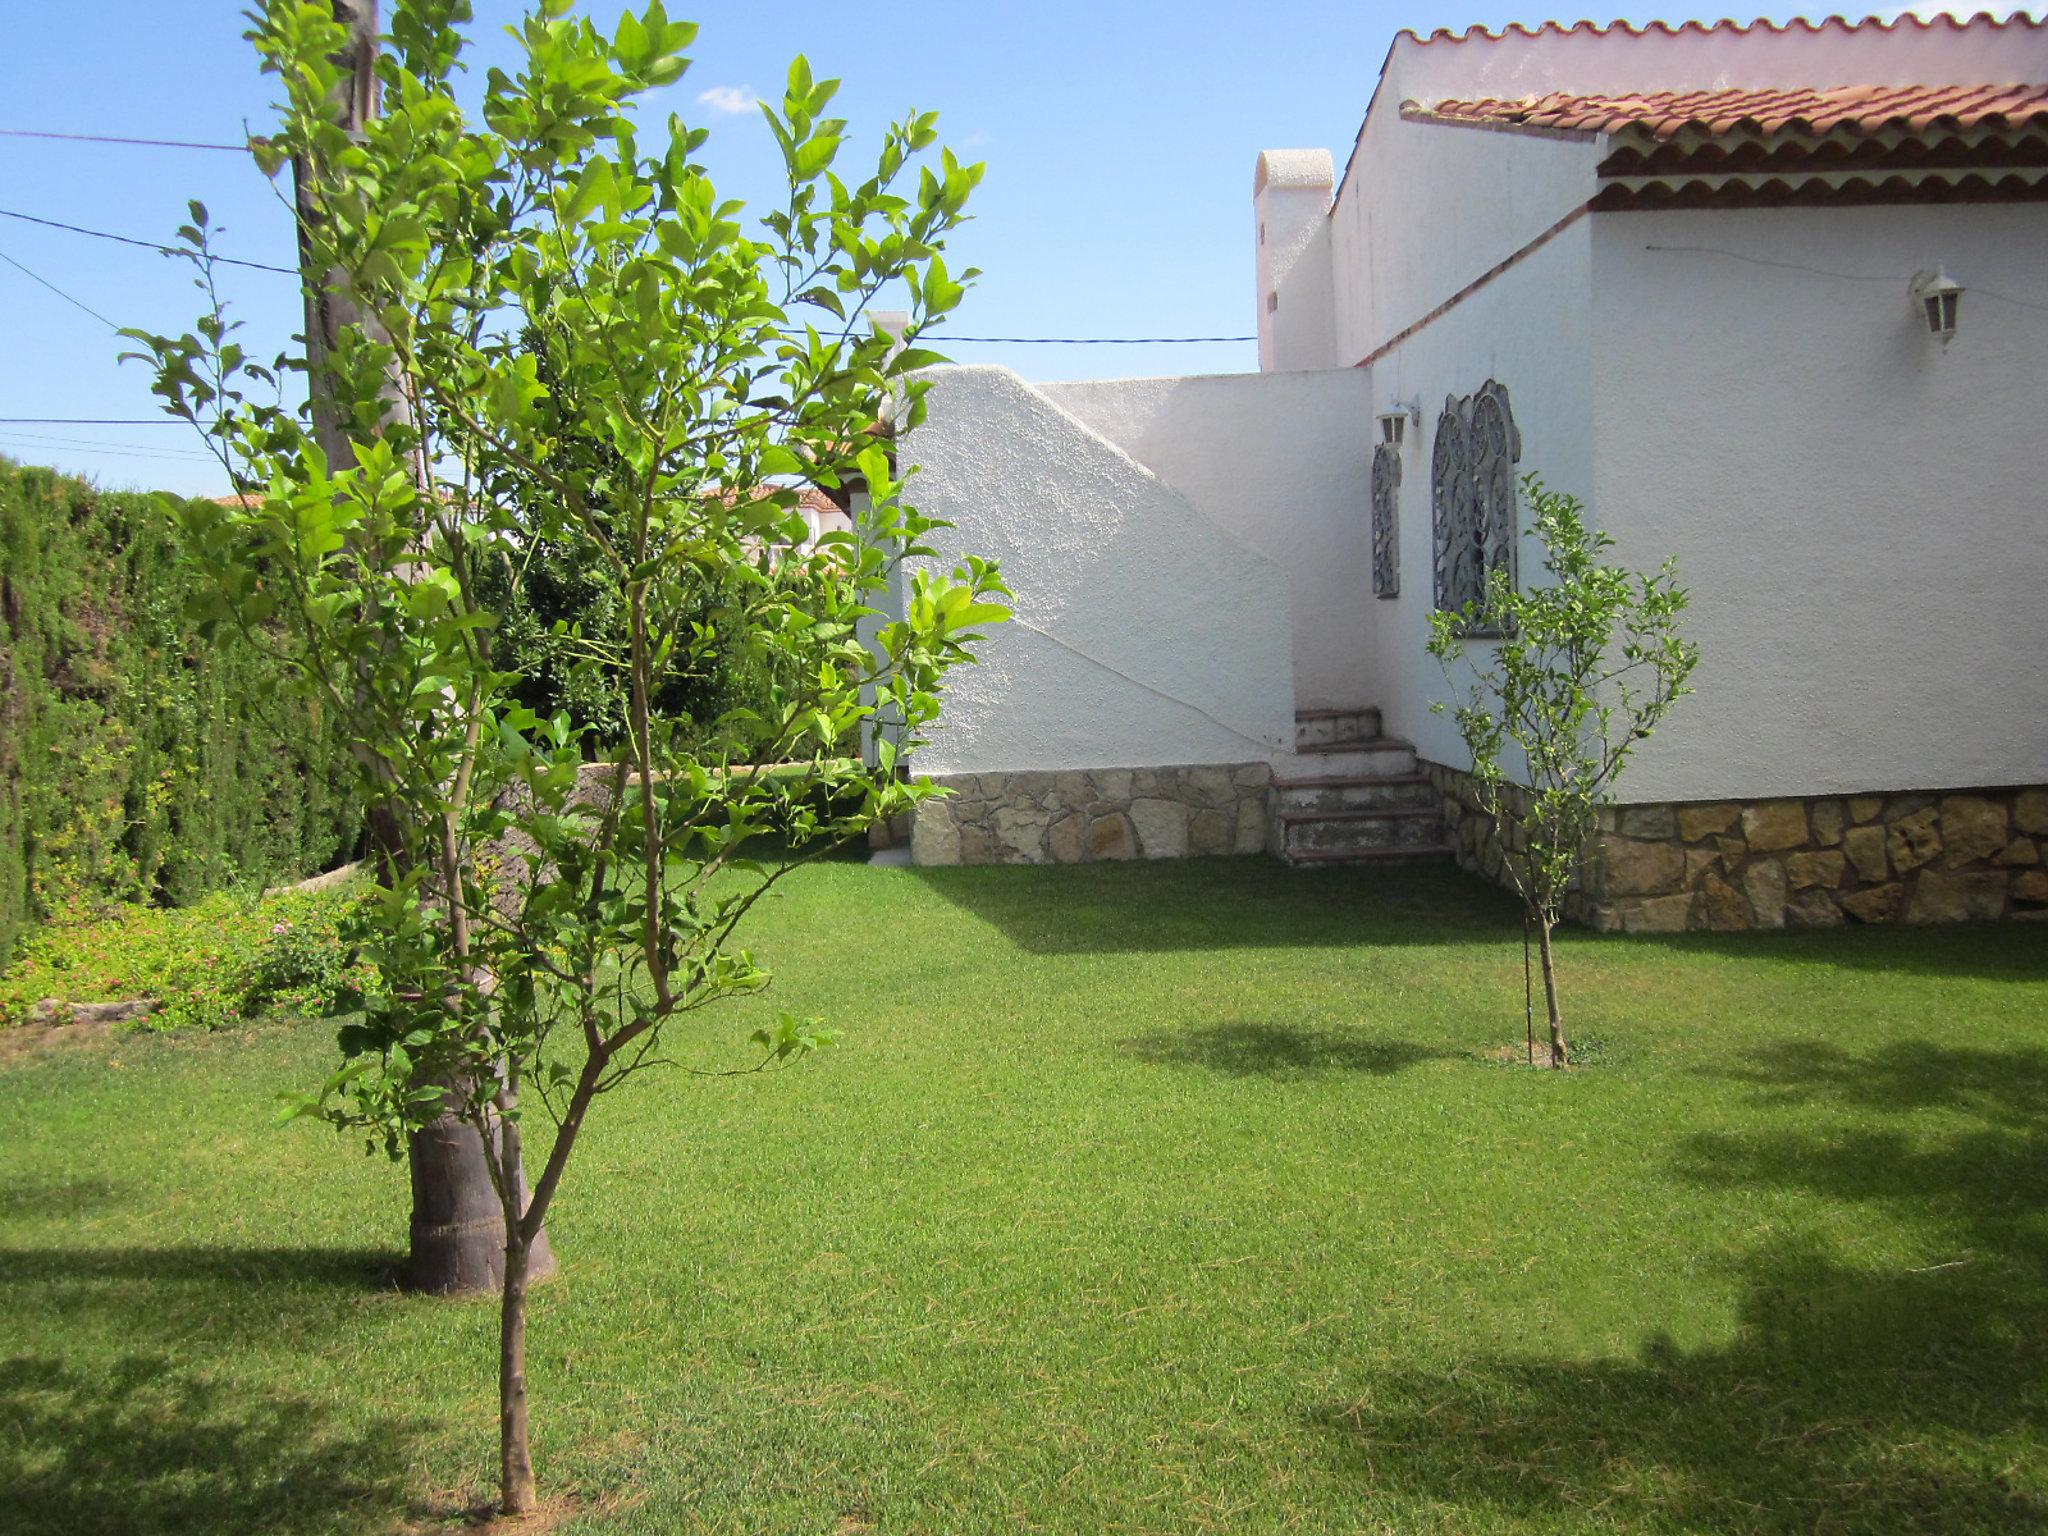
[0,878,372,1030]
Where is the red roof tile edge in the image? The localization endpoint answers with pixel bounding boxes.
[1400,11,2044,45]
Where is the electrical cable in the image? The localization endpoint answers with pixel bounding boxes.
[0,245,119,329]
[0,206,297,275]
[0,126,249,152]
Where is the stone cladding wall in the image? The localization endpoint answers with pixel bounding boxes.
[1425,761,2048,931]
[909,764,1272,866]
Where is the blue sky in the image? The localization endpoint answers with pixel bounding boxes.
[0,1,1979,493]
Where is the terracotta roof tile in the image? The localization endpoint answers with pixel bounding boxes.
[1400,11,2044,46]
[1418,82,2048,138]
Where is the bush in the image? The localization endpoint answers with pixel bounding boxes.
[0,879,372,1031]
[0,459,360,968]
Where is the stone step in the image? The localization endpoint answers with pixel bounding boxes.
[1274,772,1437,814]
[1280,805,1445,854]
[1277,737,1419,779]
[1284,843,1457,868]
[1293,707,1382,749]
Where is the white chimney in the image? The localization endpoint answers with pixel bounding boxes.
[1253,149,1335,373]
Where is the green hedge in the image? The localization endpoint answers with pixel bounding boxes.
[0,459,359,970]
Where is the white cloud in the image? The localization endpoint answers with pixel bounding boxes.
[696,85,759,115]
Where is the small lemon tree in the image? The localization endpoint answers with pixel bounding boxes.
[126,0,1005,1512]
[1428,476,1697,1068]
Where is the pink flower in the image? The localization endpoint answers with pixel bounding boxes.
[271,921,292,935]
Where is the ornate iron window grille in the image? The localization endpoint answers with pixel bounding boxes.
[1430,379,1520,635]
[1371,442,1400,598]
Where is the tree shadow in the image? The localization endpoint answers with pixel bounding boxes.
[0,1243,401,1290]
[0,1353,427,1536]
[0,1177,127,1223]
[1121,1021,1448,1079]
[915,857,1520,955]
[1307,1037,2048,1531]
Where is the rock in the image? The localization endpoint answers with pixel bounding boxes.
[911,806,960,867]
[959,824,997,864]
[1188,765,1237,808]
[1786,889,1845,928]
[1621,892,1697,933]
[993,805,1050,861]
[1742,801,1809,853]
[1995,838,2040,867]
[1940,795,2009,867]
[2017,790,2048,836]
[1848,796,1886,824]
[1129,798,1188,859]
[1810,802,1844,848]
[28,997,161,1026]
[1785,849,1847,890]
[1094,769,1133,804]
[1886,807,1942,874]
[1232,764,1270,789]
[1189,808,1234,856]
[1908,869,2008,924]
[1618,805,1678,840]
[1677,803,1741,842]
[1684,848,1722,886]
[1603,837,1686,897]
[1087,814,1136,861]
[2014,870,2048,905]
[1054,771,1091,802]
[1743,858,1788,929]
[1234,797,1268,854]
[1885,794,1935,823]
[1702,873,1750,931]
[1586,903,1625,933]
[1840,883,1904,923]
[1046,812,1085,864]
[1842,825,1889,883]
[1715,835,1747,866]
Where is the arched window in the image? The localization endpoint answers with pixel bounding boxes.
[1430,379,1519,632]
[1371,442,1400,598]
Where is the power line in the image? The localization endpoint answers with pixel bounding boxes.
[0,245,118,329]
[0,126,250,153]
[0,206,297,275]
[939,334,1254,344]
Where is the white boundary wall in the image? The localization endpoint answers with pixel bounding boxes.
[902,366,1295,776]
[1041,369,1375,713]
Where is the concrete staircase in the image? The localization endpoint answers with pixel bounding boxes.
[1273,708,1452,866]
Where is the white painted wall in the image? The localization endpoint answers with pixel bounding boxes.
[901,366,1295,775]
[1041,368,1375,713]
[1327,110,1598,368]
[1355,218,1596,772]
[1588,203,2048,802]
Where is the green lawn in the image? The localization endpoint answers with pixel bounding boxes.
[5,856,2048,1534]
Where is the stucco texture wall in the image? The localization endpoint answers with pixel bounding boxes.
[1589,205,2048,803]
[900,366,1295,776]
[1041,369,1375,713]
[1356,218,1596,770]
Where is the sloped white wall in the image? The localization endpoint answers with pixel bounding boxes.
[1042,369,1374,713]
[902,366,1296,775]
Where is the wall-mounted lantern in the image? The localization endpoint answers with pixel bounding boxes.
[1377,400,1422,447]
[1911,267,1963,342]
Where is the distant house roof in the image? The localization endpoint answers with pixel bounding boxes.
[1415,82,2048,139]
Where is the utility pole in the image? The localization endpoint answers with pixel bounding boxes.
[292,0,553,1296]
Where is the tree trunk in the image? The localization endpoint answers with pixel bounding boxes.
[1535,918,1568,1068]
[407,1076,555,1295]
[499,1226,537,1515]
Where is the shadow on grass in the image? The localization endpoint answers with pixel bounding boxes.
[1122,1021,1448,1079]
[0,1177,127,1223]
[0,1244,401,1291]
[916,856,1520,954]
[1631,920,2048,983]
[1308,1037,2048,1532]
[0,1353,426,1536]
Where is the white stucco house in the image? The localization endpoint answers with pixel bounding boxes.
[889,11,2048,930]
